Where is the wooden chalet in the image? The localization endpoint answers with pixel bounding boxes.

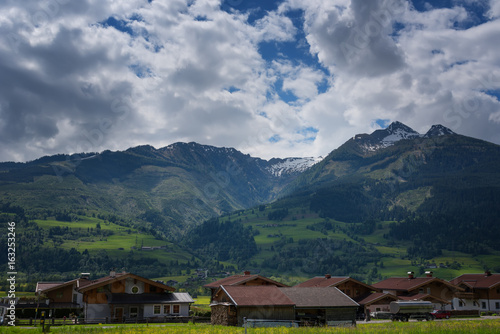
[295,274,376,299]
[449,271,500,312]
[294,274,394,317]
[36,271,193,323]
[210,285,358,327]
[211,285,295,326]
[203,271,288,302]
[372,271,463,309]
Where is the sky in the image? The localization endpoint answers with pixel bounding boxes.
[1,0,500,162]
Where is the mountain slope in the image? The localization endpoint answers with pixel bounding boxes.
[0,142,319,237]
[265,122,500,263]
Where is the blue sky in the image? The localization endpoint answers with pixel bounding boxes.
[1,0,500,162]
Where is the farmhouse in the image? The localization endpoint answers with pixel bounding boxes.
[210,285,358,326]
[449,271,500,312]
[372,271,463,310]
[294,274,397,316]
[203,271,288,302]
[36,271,193,323]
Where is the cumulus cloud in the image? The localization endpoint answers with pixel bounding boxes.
[0,0,499,162]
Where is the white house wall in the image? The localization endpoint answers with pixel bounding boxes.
[452,298,500,312]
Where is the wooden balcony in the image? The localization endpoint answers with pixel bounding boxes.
[454,292,479,299]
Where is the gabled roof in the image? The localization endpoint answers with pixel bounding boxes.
[203,274,288,289]
[372,277,461,292]
[354,292,399,306]
[279,287,359,308]
[213,286,359,308]
[36,282,65,294]
[78,273,175,293]
[450,273,500,289]
[294,276,375,291]
[217,285,294,307]
[398,293,450,304]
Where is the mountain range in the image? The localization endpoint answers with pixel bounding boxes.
[1,121,500,282]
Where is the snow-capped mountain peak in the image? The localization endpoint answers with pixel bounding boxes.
[381,121,421,146]
[267,157,322,177]
[424,124,456,138]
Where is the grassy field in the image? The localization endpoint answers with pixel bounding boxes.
[1,319,499,333]
[34,216,193,264]
[222,205,492,281]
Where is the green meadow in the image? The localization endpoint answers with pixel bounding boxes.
[1,319,499,333]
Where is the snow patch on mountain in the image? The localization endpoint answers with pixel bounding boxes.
[356,122,454,152]
[267,157,322,177]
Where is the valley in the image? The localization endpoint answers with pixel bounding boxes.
[1,122,500,293]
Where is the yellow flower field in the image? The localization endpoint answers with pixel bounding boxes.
[1,319,499,334]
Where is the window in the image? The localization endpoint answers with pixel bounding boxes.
[496,302,500,310]
[482,302,487,309]
[73,294,78,304]
[131,286,139,294]
[473,301,479,307]
[459,300,464,307]
[130,307,138,318]
[163,305,170,314]
[153,305,161,314]
[172,305,180,314]
[427,288,431,294]
[419,288,424,294]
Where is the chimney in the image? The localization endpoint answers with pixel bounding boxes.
[325,274,332,279]
[80,273,90,280]
[243,271,251,276]
[110,269,116,278]
[485,270,492,277]
[425,271,433,278]
[407,271,415,279]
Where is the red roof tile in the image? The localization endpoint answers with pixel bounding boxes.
[355,292,399,305]
[220,285,294,306]
[372,277,437,291]
[294,276,348,288]
[204,274,287,289]
[279,287,359,308]
[450,273,500,289]
[294,276,375,291]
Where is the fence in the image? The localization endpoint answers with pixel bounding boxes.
[10,316,211,326]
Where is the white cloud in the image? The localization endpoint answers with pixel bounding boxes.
[0,0,499,163]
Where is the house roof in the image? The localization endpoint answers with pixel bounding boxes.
[354,292,399,306]
[218,286,295,307]
[372,277,461,292]
[450,273,500,289]
[279,287,359,308]
[203,274,288,289]
[36,282,65,293]
[78,273,175,293]
[214,286,359,309]
[294,276,375,291]
[398,293,450,304]
[109,292,194,304]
